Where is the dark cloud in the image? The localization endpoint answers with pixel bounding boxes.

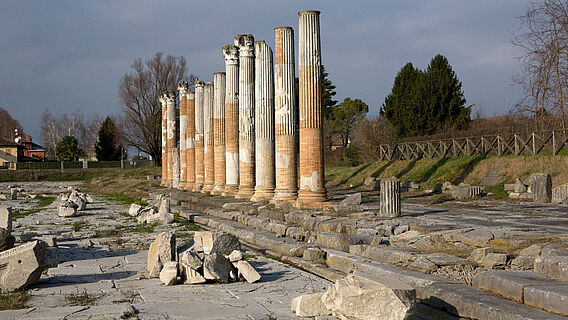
[0,0,529,143]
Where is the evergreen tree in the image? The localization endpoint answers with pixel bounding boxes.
[56,136,83,161]
[95,117,122,161]
[381,55,470,138]
[332,98,369,146]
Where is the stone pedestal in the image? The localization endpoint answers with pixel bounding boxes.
[193,80,205,192]
[272,26,298,204]
[177,82,189,189]
[222,45,240,196]
[159,95,168,187]
[202,82,215,193]
[185,91,196,190]
[235,34,256,199]
[166,92,176,187]
[380,177,401,217]
[172,148,180,189]
[296,11,327,207]
[212,72,226,195]
[251,40,275,202]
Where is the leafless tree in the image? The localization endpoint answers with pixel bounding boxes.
[119,53,195,164]
[0,108,23,140]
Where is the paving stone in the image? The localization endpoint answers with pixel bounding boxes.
[524,284,568,316]
[535,255,568,281]
[304,247,326,262]
[257,205,285,221]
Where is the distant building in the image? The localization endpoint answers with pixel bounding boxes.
[19,135,46,161]
[0,134,47,170]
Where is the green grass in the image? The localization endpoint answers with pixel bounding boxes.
[72,221,88,232]
[104,193,138,205]
[134,200,148,206]
[484,184,509,199]
[173,212,201,231]
[264,253,281,261]
[0,291,28,310]
[12,209,41,221]
[95,223,155,238]
[243,254,257,260]
[38,196,56,207]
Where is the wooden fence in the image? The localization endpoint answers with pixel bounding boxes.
[378,130,568,160]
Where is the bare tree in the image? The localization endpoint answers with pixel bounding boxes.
[119,53,195,164]
[0,108,23,140]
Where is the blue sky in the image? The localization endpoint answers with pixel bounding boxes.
[0,0,529,143]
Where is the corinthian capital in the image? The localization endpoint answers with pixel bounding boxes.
[234,34,255,57]
[177,81,189,95]
[165,91,176,103]
[222,45,239,65]
[194,80,205,90]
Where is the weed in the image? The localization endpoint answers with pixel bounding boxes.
[0,291,28,310]
[105,193,137,205]
[72,221,88,232]
[12,209,40,221]
[38,196,56,207]
[173,212,201,231]
[65,289,101,306]
[484,184,509,200]
[134,200,148,206]
[243,254,257,260]
[265,254,281,261]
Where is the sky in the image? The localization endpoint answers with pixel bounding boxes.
[0,0,530,145]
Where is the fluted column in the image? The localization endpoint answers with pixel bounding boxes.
[193,80,205,192]
[166,91,176,187]
[251,41,275,202]
[172,148,180,189]
[380,178,401,217]
[212,72,226,195]
[222,45,240,196]
[272,26,298,204]
[296,10,327,207]
[177,82,189,190]
[185,91,196,190]
[235,34,255,199]
[159,95,168,187]
[202,82,215,193]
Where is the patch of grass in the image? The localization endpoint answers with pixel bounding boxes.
[484,184,509,199]
[264,254,281,261]
[95,223,155,238]
[173,212,201,231]
[65,289,102,306]
[134,200,148,206]
[38,196,56,207]
[489,239,517,247]
[0,291,28,310]
[105,193,137,205]
[72,221,88,232]
[243,254,257,260]
[12,209,41,220]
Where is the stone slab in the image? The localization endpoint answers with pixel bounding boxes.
[524,284,568,316]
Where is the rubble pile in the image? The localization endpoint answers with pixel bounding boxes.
[147,230,261,286]
[506,173,552,203]
[57,187,92,217]
[129,194,174,225]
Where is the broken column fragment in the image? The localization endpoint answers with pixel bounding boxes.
[296,11,327,207]
[272,26,298,204]
[0,240,48,292]
[251,40,275,202]
[222,45,240,196]
[380,177,401,217]
[235,34,256,199]
[147,232,176,278]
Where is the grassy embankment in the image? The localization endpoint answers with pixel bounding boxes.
[326,153,568,197]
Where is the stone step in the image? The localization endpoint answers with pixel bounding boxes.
[535,255,568,281]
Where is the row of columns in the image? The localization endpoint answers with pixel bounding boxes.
[160,10,326,207]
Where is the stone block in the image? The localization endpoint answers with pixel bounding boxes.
[57,200,78,217]
[181,265,206,284]
[410,257,438,273]
[393,225,409,235]
[210,232,241,256]
[304,247,326,262]
[194,231,213,254]
[528,173,552,203]
[179,249,202,270]
[222,202,257,213]
[0,240,48,292]
[552,183,568,204]
[203,253,232,283]
[147,232,176,278]
[361,176,379,191]
[159,261,178,286]
[9,188,17,200]
[257,205,285,221]
[524,284,568,316]
[504,183,515,191]
[286,226,310,242]
[68,192,87,211]
[291,292,331,317]
[233,260,261,283]
[128,203,142,217]
[0,227,15,251]
[158,196,171,214]
[266,221,288,236]
[472,270,559,303]
[450,184,484,200]
[322,272,415,320]
[0,206,12,233]
[514,178,527,193]
[340,193,361,206]
[535,256,568,281]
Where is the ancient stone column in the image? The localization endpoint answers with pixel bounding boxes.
[212,72,226,195]
[380,177,401,217]
[185,91,196,190]
[177,82,189,190]
[272,26,298,204]
[251,41,275,202]
[235,34,255,199]
[172,148,180,189]
[166,91,177,187]
[193,80,205,192]
[296,11,327,207]
[159,95,168,187]
[222,45,240,196]
[202,82,215,193]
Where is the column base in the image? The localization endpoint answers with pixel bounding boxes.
[223,185,239,197]
[270,190,298,205]
[295,190,328,208]
[178,181,187,190]
[192,183,204,192]
[184,182,195,191]
[201,184,214,193]
[235,186,254,199]
[250,188,275,202]
[210,185,225,195]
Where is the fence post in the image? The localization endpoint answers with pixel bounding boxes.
[553,131,557,155]
[532,132,536,155]
[60,161,64,172]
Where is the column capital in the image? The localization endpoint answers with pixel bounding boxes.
[165,91,176,103]
[194,80,205,90]
[222,45,239,65]
[177,81,189,95]
[234,34,255,57]
[158,95,166,106]
[298,10,320,16]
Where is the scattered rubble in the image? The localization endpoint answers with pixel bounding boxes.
[449,184,484,200]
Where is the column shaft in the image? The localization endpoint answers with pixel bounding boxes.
[177,82,189,189]
[166,92,176,187]
[172,148,180,189]
[296,10,327,206]
[193,81,205,191]
[185,91,196,190]
[273,26,298,203]
[235,34,256,199]
[212,72,226,195]
[202,82,215,193]
[251,40,275,201]
[222,45,240,196]
[160,96,167,186]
